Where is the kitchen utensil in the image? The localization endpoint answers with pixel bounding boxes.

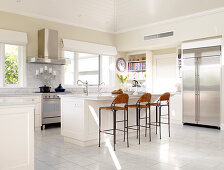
[39,85,51,93]
[55,84,65,92]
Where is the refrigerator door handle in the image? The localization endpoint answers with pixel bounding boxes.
[198,75,200,121]
[195,58,198,122]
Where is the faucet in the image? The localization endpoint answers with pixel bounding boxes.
[132,80,141,87]
[77,80,89,96]
[98,82,105,95]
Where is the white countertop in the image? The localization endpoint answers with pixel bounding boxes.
[59,93,173,101]
[0,98,36,106]
[0,93,42,96]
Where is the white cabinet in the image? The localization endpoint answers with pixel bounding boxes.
[61,98,85,144]
[0,104,34,170]
[34,102,42,129]
[0,95,42,130]
[170,93,182,124]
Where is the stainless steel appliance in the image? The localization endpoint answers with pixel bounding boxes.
[182,46,221,127]
[42,93,61,128]
[27,29,70,65]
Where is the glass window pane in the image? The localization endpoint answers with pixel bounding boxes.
[64,51,75,85]
[78,53,99,84]
[102,55,115,85]
[5,44,19,85]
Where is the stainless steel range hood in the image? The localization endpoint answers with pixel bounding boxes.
[27,29,70,65]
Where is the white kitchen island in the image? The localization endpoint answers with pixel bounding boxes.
[0,100,35,170]
[60,93,180,146]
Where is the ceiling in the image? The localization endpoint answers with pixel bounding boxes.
[0,0,224,33]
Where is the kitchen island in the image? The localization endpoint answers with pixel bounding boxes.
[0,100,35,170]
[0,93,42,130]
[60,93,179,146]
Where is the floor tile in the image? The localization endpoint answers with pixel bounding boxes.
[35,125,224,170]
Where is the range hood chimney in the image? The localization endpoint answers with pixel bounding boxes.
[27,29,70,65]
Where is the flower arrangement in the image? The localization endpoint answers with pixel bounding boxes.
[117,74,127,84]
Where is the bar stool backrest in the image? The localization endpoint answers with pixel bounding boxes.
[112,93,129,105]
[138,93,151,103]
[159,92,170,101]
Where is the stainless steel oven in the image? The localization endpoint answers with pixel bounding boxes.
[42,93,61,127]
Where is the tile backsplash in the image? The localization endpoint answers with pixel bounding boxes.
[0,63,115,94]
[27,63,63,88]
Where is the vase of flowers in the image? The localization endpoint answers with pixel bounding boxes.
[117,74,127,90]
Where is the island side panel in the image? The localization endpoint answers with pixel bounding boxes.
[0,105,34,170]
[61,97,85,145]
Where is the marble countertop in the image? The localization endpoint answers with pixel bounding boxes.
[0,98,36,106]
[59,93,175,101]
[0,93,43,96]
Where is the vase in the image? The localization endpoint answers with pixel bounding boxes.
[120,82,127,91]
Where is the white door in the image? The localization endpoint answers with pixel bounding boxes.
[153,53,177,93]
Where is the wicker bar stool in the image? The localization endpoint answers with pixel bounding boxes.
[99,93,129,151]
[127,93,152,144]
[148,92,171,139]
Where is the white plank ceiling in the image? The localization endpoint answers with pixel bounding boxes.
[0,0,224,33]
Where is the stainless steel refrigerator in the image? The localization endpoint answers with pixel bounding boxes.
[182,46,221,127]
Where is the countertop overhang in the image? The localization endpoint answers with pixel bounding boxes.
[59,93,176,101]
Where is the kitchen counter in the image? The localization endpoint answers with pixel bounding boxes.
[0,93,43,96]
[0,100,35,170]
[60,93,177,146]
[0,94,43,129]
[59,92,175,100]
[0,98,36,106]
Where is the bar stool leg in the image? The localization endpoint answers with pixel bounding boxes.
[159,106,162,139]
[136,108,139,139]
[123,109,126,142]
[145,107,147,137]
[99,108,101,147]
[127,108,129,147]
[149,106,151,142]
[156,106,158,134]
[168,104,171,137]
[138,108,141,144]
[113,110,116,151]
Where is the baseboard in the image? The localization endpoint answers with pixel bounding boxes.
[63,130,149,146]
[220,123,224,131]
[171,119,182,125]
[183,123,220,129]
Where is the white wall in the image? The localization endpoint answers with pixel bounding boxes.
[115,10,224,51]
[152,53,177,93]
[0,11,115,90]
[0,11,115,59]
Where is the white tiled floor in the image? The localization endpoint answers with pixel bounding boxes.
[35,125,224,170]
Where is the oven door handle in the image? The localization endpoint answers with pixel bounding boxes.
[43,99,60,102]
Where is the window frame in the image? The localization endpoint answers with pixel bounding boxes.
[0,43,26,88]
[63,50,115,88]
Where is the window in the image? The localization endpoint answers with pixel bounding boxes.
[78,53,99,84]
[101,55,115,85]
[0,43,25,87]
[64,51,75,85]
[63,51,115,87]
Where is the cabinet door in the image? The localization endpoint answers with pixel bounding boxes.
[0,106,34,170]
[34,103,41,128]
[61,99,84,138]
